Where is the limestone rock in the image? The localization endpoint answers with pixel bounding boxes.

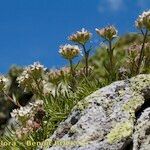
[41,74,150,150]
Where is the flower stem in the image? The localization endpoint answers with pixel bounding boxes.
[3,91,21,107]
[69,59,76,91]
[109,40,113,70]
[69,59,74,77]
[136,29,148,74]
[31,75,45,99]
[108,40,114,81]
[82,44,89,76]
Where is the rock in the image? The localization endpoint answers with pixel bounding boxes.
[133,108,150,150]
[41,74,150,150]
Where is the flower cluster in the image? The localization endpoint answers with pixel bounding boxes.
[76,66,94,77]
[11,100,45,139]
[15,118,40,139]
[11,105,32,121]
[126,44,141,58]
[11,100,43,121]
[0,75,9,91]
[17,62,46,85]
[59,44,81,60]
[118,67,129,80]
[95,25,118,41]
[122,44,143,76]
[126,44,142,67]
[69,28,92,45]
[47,67,70,83]
[40,67,71,96]
[42,80,54,96]
[144,43,150,62]
[96,25,118,81]
[68,28,92,77]
[17,62,47,93]
[135,10,150,30]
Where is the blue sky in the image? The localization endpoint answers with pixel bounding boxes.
[0,0,150,73]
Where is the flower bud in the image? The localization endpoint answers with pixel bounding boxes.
[95,25,118,41]
[69,28,92,45]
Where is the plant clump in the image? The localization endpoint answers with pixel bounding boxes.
[0,10,150,150]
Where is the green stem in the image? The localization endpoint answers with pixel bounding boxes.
[82,44,89,76]
[69,59,74,77]
[136,29,148,74]
[108,40,114,81]
[3,91,21,107]
[109,40,113,70]
[32,75,45,99]
[69,59,76,91]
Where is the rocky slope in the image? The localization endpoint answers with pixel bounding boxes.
[39,74,150,150]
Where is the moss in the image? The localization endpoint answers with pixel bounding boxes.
[107,121,133,144]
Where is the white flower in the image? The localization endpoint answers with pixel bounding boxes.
[17,62,46,91]
[29,62,47,71]
[0,75,9,91]
[11,100,45,139]
[10,109,18,118]
[46,67,70,84]
[42,80,53,95]
[96,25,118,41]
[59,44,81,60]
[29,100,44,108]
[69,28,92,44]
[135,10,150,30]
[11,106,32,119]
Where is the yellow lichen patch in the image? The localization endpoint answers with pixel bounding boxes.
[73,100,89,111]
[118,89,126,97]
[131,74,150,92]
[122,95,144,116]
[107,121,133,144]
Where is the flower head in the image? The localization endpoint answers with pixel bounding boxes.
[59,44,81,60]
[69,28,92,44]
[25,62,47,77]
[11,100,45,139]
[17,62,46,91]
[11,106,32,121]
[76,66,94,77]
[127,44,141,57]
[11,100,44,120]
[95,25,118,41]
[0,75,9,91]
[124,44,143,75]
[47,67,70,83]
[135,10,150,30]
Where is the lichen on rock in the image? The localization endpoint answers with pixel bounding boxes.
[122,94,144,118]
[41,74,150,150]
[107,121,133,144]
[133,108,150,150]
